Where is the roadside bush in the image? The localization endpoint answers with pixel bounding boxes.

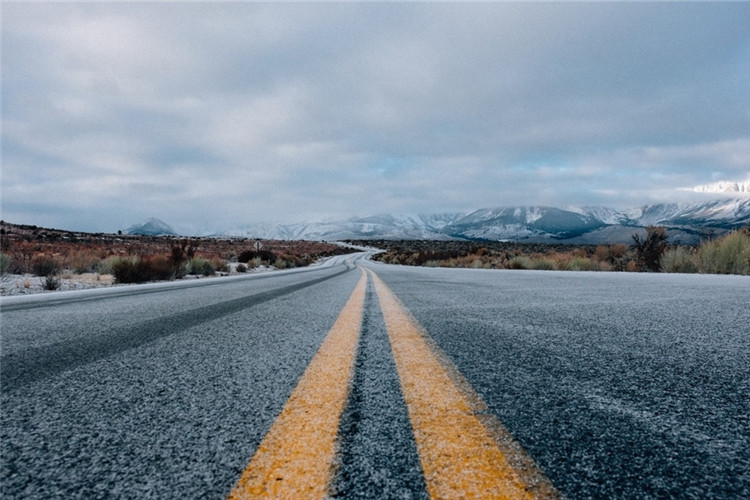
[698,231,750,275]
[31,256,60,277]
[236,263,247,273]
[533,259,557,270]
[564,257,601,271]
[170,239,197,276]
[593,244,630,271]
[64,250,100,274]
[146,255,175,281]
[212,258,229,273]
[238,249,276,265]
[0,252,10,274]
[274,253,313,269]
[507,256,532,270]
[99,254,195,283]
[246,256,263,269]
[470,258,488,269]
[96,256,120,275]
[42,274,61,290]
[5,245,33,274]
[188,257,215,276]
[660,247,698,273]
[274,258,288,269]
[111,257,151,283]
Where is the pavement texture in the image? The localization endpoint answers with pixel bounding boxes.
[2,258,748,499]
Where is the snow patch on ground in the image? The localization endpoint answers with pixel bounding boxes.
[0,273,116,296]
[0,265,279,297]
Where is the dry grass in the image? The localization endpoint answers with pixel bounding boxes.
[358,231,750,275]
[1,221,353,285]
[361,240,632,272]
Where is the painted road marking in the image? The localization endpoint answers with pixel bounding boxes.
[228,269,367,499]
[369,270,561,500]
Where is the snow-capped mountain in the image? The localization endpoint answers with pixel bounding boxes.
[125,217,177,236]
[224,214,462,241]
[440,206,613,241]
[623,199,750,228]
[690,179,750,194]
[220,198,749,244]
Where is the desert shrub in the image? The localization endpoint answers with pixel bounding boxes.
[31,256,60,277]
[698,231,750,275]
[470,258,487,269]
[384,254,402,265]
[246,256,263,269]
[236,263,247,273]
[594,245,610,263]
[188,257,215,276]
[210,257,229,273]
[237,249,254,263]
[660,247,698,273]
[238,249,276,265]
[170,239,197,275]
[110,257,151,283]
[109,256,172,283]
[533,259,557,270]
[42,274,61,290]
[5,245,33,273]
[549,252,597,271]
[0,252,10,274]
[269,253,313,269]
[64,250,100,274]
[564,257,601,271]
[274,258,288,269]
[632,226,668,272]
[593,244,630,271]
[145,255,175,280]
[698,241,718,271]
[507,256,532,270]
[594,244,628,263]
[95,256,121,275]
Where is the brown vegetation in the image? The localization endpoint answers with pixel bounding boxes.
[352,239,633,271]
[349,227,750,275]
[0,221,353,286]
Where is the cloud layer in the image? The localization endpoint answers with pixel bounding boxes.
[3,2,749,233]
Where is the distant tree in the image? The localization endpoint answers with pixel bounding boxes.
[632,226,668,272]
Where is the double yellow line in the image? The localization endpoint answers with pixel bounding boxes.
[229,268,560,499]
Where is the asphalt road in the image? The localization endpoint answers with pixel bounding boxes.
[2,255,748,498]
[366,262,750,499]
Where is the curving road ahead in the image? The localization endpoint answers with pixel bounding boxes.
[2,254,748,498]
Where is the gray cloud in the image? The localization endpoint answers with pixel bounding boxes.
[2,2,748,233]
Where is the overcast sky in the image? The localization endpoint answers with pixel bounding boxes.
[3,2,749,234]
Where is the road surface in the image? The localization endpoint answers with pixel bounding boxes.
[2,254,748,498]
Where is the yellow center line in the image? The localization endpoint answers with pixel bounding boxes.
[228,269,368,499]
[369,269,561,500]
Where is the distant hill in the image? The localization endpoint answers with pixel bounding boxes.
[125,217,176,236]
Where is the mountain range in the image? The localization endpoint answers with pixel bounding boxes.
[219,197,750,245]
